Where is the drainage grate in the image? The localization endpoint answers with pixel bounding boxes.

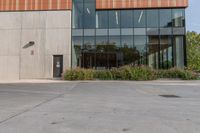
[159,94,181,98]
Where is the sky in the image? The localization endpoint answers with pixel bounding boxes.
[186,0,200,33]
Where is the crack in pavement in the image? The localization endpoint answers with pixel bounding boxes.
[0,83,79,125]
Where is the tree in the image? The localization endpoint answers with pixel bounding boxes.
[187,31,200,72]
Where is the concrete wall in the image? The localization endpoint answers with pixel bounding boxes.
[0,11,71,80]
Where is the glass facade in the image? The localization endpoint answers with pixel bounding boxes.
[72,0,186,69]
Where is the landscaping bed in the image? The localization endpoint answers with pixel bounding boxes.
[62,66,199,81]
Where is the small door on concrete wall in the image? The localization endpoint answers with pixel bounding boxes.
[53,55,63,78]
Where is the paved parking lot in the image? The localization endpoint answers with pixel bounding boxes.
[0,80,200,133]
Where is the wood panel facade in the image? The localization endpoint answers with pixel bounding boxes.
[0,0,72,11]
[96,0,188,10]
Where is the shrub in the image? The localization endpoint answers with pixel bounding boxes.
[157,68,199,80]
[63,68,84,80]
[111,66,133,80]
[94,70,113,80]
[63,67,199,81]
[83,69,95,80]
[130,66,157,81]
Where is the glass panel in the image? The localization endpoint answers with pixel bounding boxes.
[172,9,185,27]
[160,28,172,35]
[134,28,146,35]
[147,9,159,28]
[109,11,121,28]
[160,9,172,27]
[147,35,159,69]
[96,29,108,36]
[72,0,83,29]
[96,36,108,69]
[84,29,95,36]
[108,36,121,52]
[134,36,147,65]
[134,10,146,28]
[121,10,133,28]
[83,36,95,68]
[121,36,135,65]
[96,11,108,29]
[72,36,83,68]
[147,28,159,35]
[173,36,184,68]
[121,28,134,35]
[160,36,172,69]
[72,29,83,36]
[83,0,96,28]
[173,28,185,35]
[108,36,122,68]
[109,29,120,35]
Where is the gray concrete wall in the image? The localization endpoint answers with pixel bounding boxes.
[0,11,71,80]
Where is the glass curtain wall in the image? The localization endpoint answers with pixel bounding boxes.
[72,1,186,69]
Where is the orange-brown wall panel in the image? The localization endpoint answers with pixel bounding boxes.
[96,0,188,10]
[0,0,72,11]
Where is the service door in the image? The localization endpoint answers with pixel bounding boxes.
[53,55,63,78]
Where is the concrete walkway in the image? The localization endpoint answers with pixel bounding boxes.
[0,81,200,133]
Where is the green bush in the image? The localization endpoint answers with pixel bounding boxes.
[111,66,132,80]
[63,67,199,81]
[94,70,113,80]
[157,68,199,80]
[130,66,157,81]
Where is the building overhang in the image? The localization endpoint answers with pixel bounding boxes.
[96,0,188,10]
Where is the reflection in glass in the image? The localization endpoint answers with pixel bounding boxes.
[109,11,121,28]
[96,36,108,69]
[160,36,172,69]
[83,1,96,28]
[147,9,159,28]
[72,0,83,29]
[121,36,135,65]
[72,36,83,67]
[96,11,108,29]
[147,36,159,69]
[134,10,146,27]
[172,9,185,27]
[134,36,147,65]
[173,36,184,68]
[160,9,172,27]
[83,37,95,68]
[121,10,133,28]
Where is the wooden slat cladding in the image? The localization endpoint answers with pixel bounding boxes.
[0,0,72,11]
[96,0,188,10]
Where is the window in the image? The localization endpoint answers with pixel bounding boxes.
[173,36,184,68]
[109,11,121,28]
[121,10,133,28]
[96,36,108,68]
[147,36,159,69]
[96,11,108,29]
[83,0,96,28]
[172,9,185,27]
[134,36,147,65]
[160,36,172,69]
[72,0,83,29]
[134,10,146,28]
[147,10,159,28]
[121,36,134,65]
[72,36,83,67]
[160,9,172,27]
[108,36,121,51]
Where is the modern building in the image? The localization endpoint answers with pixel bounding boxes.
[0,0,188,80]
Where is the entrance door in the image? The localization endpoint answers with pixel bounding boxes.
[53,55,63,78]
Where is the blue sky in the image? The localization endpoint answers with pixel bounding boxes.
[186,0,200,32]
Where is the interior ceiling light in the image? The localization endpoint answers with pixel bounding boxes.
[87,8,90,14]
[116,11,119,25]
[138,11,144,23]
